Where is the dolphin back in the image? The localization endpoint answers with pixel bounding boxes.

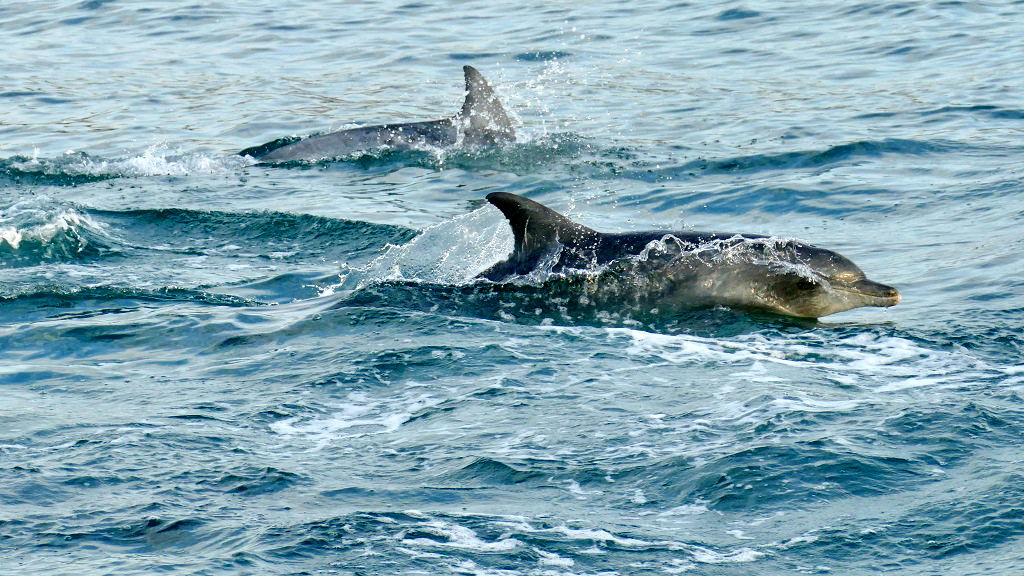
[239,66,514,162]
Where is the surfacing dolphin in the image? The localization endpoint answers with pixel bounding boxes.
[239,66,515,163]
[479,193,900,318]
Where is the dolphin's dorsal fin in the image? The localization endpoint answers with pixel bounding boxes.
[460,66,515,144]
[486,192,597,270]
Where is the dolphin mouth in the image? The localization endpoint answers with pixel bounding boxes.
[835,278,901,307]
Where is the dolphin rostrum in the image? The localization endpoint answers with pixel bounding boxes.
[479,192,900,318]
[239,66,514,163]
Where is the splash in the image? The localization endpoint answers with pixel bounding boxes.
[4,144,250,184]
[335,204,512,291]
[0,197,115,265]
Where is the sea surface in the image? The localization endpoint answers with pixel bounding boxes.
[2,1,1023,574]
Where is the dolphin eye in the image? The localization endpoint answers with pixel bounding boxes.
[795,278,817,291]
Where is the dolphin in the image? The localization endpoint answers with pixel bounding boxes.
[479,193,900,318]
[239,66,515,163]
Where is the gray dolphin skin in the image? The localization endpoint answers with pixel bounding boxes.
[480,192,900,318]
[239,66,514,163]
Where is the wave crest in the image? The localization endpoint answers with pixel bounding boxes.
[0,198,114,265]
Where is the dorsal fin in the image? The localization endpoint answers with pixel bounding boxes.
[460,66,515,144]
[486,192,598,271]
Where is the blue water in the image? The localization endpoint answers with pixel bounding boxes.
[2,1,1023,574]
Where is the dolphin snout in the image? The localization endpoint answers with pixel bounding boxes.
[847,279,901,307]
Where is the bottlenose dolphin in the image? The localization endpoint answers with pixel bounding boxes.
[239,66,514,163]
[479,193,900,318]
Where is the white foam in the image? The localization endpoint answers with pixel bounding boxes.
[492,518,656,549]
[118,145,239,175]
[565,479,602,498]
[689,545,764,564]
[0,226,22,249]
[491,517,767,570]
[269,391,440,447]
[447,559,525,576]
[549,526,653,548]
[400,520,522,552]
[13,144,249,178]
[766,396,864,414]
[535,549,575,568]
[612,328,809,370]
[607,327,1007,394]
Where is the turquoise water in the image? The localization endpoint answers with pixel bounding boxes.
[2,1,1023,574]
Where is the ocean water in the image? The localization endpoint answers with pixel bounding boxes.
[2,0,1023,574]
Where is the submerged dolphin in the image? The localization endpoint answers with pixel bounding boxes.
[239,66,515,163]
[479,193,900,318]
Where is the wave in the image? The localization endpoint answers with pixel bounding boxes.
[0,195,415,273]
[0,144,251,187]
[775,468,1024,566]
[0,198,419,310]
[254,134,964,194]
[615,138,956,183]
[0,285,261,308]
[0,198,116,266]
[2,135,949,191]
[856,104,1024,121]
[193,466,304,496]
[252,510,765,573]
[92,206,416,261]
